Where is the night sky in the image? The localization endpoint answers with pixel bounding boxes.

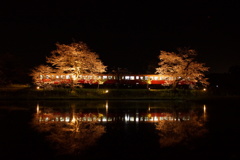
[1,0,240,74]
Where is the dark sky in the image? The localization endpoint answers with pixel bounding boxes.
[1,0,240,74]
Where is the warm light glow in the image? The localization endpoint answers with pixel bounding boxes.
[72,75,77,80]
[98,113,103,118]
[105,90,109,93]
[203,88,206,91]
[71,117,76,123]
[147,113,151,118]
[203,104,207,121]
[36,86,40,90]
[36,104,39,114]
[105,100,108,113]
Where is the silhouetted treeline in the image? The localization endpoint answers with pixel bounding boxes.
[207,65,240,95]
[0,53,32,86]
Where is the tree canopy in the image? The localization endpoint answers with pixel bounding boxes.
[30,65,55,85]
[155,48,209,89]
[47,42,107,77]
[30,41,107,85]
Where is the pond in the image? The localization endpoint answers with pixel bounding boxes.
[0,100,239,160]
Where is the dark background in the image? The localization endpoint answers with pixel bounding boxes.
[1,0,240,75]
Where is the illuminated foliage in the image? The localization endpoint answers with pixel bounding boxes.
[155,48,209,89]
[47,42,107,79]
[30,65,55,85]
[30,41,107,85]
[32,120,105,155]
[156,115,208,148]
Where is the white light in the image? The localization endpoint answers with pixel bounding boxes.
[130,117,134,121]
[125,114,129,121]
[136,117,139,122]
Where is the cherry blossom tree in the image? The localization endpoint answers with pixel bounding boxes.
[30,65,55,85]
[155,48,209,90]
[47,42,106,79]
[46,42,107,84]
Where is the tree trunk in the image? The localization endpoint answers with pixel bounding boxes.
[172,79,181,91]
[97,82,100,89]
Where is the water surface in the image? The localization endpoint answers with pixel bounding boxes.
[0,100,239,160]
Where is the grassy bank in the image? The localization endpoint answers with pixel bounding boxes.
[0,85,218,101]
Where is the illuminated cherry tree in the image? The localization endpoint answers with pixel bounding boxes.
[30,65,55,85]
[155,48,209,89]
[46,41,107,83]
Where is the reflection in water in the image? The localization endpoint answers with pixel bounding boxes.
[32,101,208,155]
[155,105,208,148]
[34,104,197,123]
[203,104,207,121]
[32,104,105,155]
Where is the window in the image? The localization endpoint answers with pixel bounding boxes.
[125,76,130,80]
[136,76,139,79]
[153,76,158,80]
[66,75,70,79]
[56,75,59,79]
[130,76,134,80]
[140,76,143,80]
[145,76,148,80]
[103,76,107,80]
[108,76,112,79]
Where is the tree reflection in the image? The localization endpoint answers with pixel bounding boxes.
[31,106,105,155]
[155,112,208,148]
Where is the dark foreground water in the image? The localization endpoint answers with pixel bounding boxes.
[0,100,239,160]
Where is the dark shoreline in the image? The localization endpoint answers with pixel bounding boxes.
[0,88,239,103]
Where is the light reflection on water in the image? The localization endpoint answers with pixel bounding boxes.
[31,100,207,155]
[1,100,240,159]
[34,100,205,123]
